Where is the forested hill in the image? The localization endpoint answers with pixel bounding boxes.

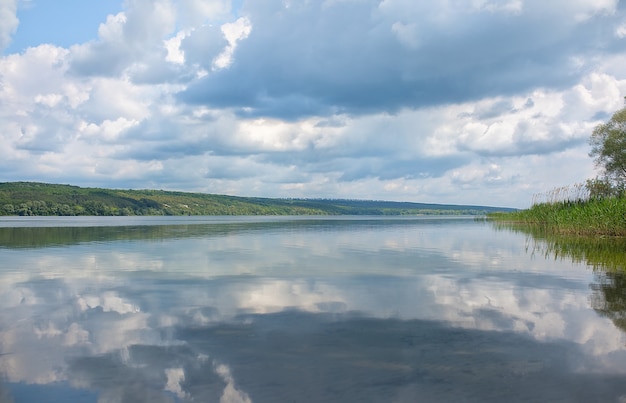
[0,182,515,216]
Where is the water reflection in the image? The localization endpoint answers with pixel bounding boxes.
[0,216,463,249]
[591,271,626,333]
[493,221,626,342]
[492,222,626,272]
[1,217,626,402]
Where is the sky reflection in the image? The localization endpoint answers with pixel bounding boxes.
[0,217,625,402]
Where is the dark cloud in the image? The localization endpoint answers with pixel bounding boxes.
[460,99,516,120]
[178,0,624,119]
[69,353,180,403]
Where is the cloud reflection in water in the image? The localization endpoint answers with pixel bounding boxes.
[0,217,625,401]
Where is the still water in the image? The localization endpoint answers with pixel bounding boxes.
[0,216,625,402]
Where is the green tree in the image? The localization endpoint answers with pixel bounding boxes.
[589,101,626,189]
[585,178,620,200]
[57,204,73,216]
[2,204,14,215]
[17,203,32,216]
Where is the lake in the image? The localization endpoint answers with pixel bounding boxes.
[1,215,625,402]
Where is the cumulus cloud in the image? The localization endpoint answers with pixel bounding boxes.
[0,0,626,206]
[69,1,176,77]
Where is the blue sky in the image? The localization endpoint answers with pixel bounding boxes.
[5,0,123,52]
[1,0,625,208]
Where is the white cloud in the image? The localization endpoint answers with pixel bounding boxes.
[79,291,140,314]
[212,17,252,70]
[123,0,177,49]
[0,0,18,51]
[97,12,127,43]
[451,163,503,186]
[0,45,70,111]
[164,29,190,64]
[69,0,178,77]
[164,367,188,399]
[177,0,232,27]
[473,0,523,14]
[215,364,252,403]
[564,0,618,21]
[63,323,90,346]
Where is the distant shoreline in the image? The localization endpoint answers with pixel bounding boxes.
[0,182,516,217]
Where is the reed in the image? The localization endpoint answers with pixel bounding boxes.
[531,183,590,205]
[490,183,626,236]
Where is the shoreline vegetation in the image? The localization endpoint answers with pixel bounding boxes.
[489,103,626,238]
[488,183,626,237]
[0,182,514,217]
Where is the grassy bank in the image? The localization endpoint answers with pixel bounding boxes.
[489,196,626,236]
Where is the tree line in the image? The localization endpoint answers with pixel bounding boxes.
[0,182,509,216]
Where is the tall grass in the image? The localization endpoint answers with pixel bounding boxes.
[531,182,590,205]
[490,183,626,236]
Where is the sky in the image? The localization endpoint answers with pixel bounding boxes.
[1,0,625,208]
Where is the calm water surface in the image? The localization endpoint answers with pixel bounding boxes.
[0,216,625,402]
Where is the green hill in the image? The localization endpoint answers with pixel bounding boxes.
[0,182,515,216]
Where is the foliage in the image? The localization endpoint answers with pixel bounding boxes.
[0,182,512,217]
[585,178,624,200]
[589,104,626,188]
